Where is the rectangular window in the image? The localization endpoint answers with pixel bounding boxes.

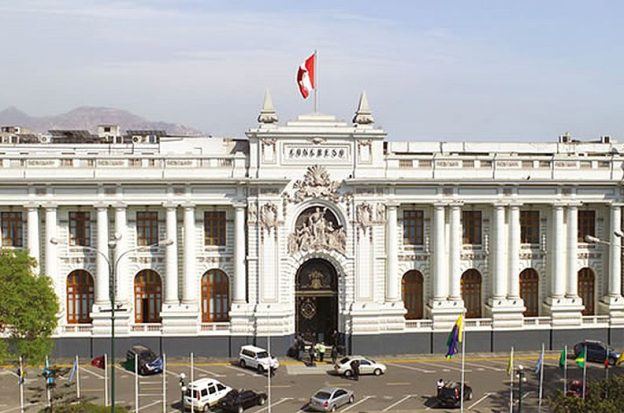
[204,211,226,246]
[69,211,91,246]
[578,210,596,242]
[462,211,482,245]
[403,210,424,245]
[520,210,540,244]
[136,211,159,246]
[399,159,413,168]
[1,212,23,247]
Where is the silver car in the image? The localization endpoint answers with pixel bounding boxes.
[308,387,355,412]
[334,356,387,377]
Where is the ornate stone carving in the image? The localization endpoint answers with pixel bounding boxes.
[292,165,341,202]
[260,203,278,231]
[248,203,257,223]
[375,203,386,222]
[288,206,346,254]
[356,202,373,229]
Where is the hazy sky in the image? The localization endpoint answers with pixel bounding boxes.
[1,0,623,141]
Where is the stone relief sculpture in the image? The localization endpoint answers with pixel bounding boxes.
[248,203,257,223]
[356,202,373,229]
[292,165,341,202]
[260,203,278,231]
[375,203,386,222]
[288,206,346,254]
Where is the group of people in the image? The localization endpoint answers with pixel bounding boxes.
[290,333,344,367]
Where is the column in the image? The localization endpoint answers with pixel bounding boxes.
[433,204,448,300]
[508,205,521,299]
[114,205,128,302]
[165,205,179,305]
[566,205,578,298]
[492,204,507,299]
[233,204,246,303]
[95,206,109,305]
[551,205,565,298]
[609,204,622,297]
[449,204,462,300]
[44,206,57,279]
[27,206,40,274]
[385,204,399,302]
[182,205,197,304]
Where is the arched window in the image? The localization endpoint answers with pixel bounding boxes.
[578,268,595,316]
[519,268,539,317]
[134,270,162,323]
[201,269,230,322]
[461,269,482,318]
[402,270,424,320]
[66,270,94,324]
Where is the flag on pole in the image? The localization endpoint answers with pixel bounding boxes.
[68,357,78,383]
[575,347,586,368]
[297,53,316,99]
[17,366,24,385]
[506,347,514,375]
[445,314,464,359]
[616,351,624,366]
[534,349,544,375]
[559,347,567,368]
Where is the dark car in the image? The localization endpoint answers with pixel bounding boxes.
[125,345,163,375]
[573,340,620,365]
[218,389,267,413]
[436,381,473,408]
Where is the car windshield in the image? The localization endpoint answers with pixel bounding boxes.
[339,357,350,364]
[314,391,332,400]
[257,351,269,359]
[140,351,157,362]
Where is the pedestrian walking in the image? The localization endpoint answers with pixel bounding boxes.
[308,344,316,367]
[352,359,360,381]
[331,330,339,347]
[436,378,445,396]
[331,345,338,365]
[316,342,326,363]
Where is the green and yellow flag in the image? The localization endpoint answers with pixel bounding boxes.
[616,351,624,366]
[558,347,567,368]
[506,347,514,375]
[575,346,586,368]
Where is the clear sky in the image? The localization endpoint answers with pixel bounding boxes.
[1,0,623,141]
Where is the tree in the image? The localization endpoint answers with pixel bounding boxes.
[550,374,624,412]
[0,249,59,364]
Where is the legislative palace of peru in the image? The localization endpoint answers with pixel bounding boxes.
[2,91,624,357]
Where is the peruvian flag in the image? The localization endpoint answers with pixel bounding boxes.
[297,53,316,99]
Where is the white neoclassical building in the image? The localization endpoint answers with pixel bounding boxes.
[1,93,624,357]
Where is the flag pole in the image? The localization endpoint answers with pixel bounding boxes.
[509,347,514,413]
[76,355,81,399]
[162,354,167,413]
[135,354,139,413]
[190,352,195,413]
[104,353,109,406]
[582,344,587,400]
[19,356,24,413]
[460,329,465,413]
[314,49,318,113]
[538,343,544,412]
[45,355,51,408]
[563,345,568,395]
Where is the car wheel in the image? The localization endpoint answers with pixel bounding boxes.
[257,364,264,374]
[373,368,382,376]
[330,405,336,412]
[610,357,616,366]
[348,395,355,404]
[237,406,244,413]
[344,369,353,377]
[258,396,266,406]
[202,405,210,413]
[239,359,246,369]
[467,391,473,401]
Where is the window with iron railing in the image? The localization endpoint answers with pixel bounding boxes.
[520,210,540,244]
[204,211,226,246]
[403,210,424,246]
[69,211,91,246]
[1,211,23,247]
[462,211,482,245]
[136,211,159,246]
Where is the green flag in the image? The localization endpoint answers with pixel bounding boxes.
[575,347,586,368]
[559,347,567,368]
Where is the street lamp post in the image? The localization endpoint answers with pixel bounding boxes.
[179,373,187,413]
[516,364,527,413]
[50,236,173,412]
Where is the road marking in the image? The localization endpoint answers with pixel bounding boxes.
[387,362,435,373]
[468,392,494,410]
[137,399,161,412]
[0,403,42,413]
[513,390,534,404]
[224,364,257,376]
[382,394,414,412]
[80,366,105,379]
[255,397,293,413]
[386,382,411,386]
[462,362,504,372]
[413,361,472,373]
[193,366,226,378]
[139,393,163,396]
[342,395,374,411]
[114,365,138,378]
[264,384,292,388]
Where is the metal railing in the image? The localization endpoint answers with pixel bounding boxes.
[581,315,610,325]
[130,323,163,333]
[62,324,94,333]
[404,319,433,330]
[200,322,231,332]
[464,318,493,329]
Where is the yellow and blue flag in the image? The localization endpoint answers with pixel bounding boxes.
[445,314,464,359]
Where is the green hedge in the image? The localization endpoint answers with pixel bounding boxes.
[39,402,130,412]
[550,374,624,412]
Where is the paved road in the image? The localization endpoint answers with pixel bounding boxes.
[0,352,620,412]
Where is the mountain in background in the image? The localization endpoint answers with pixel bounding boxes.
[0,106,204,136]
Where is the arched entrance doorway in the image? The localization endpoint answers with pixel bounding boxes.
[201,269,230,322]
[295,258,338,344]
[578,268,595,316]
[134,270,162,323]
[461,269,482,318]
[519,268,539,317]
[402,270,424,319]
[66,270,94,324]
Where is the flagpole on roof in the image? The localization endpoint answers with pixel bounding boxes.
[314,49,318,113]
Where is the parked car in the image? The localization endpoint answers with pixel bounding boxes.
[238,345,279,374]
[573,340,620,365]
[436,381,473,408]
[90,355,105,369]
[334,356,386,377]
[183,378,231,412]
[125,345,163,375]
[217,389,267,413]
[566,380,584,398]
[308,387,355,412]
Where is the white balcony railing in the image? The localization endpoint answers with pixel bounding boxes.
[523,317,552,327]
[62,324,93,333]
[200,322,231,332]
[582,315,610,326]
[405,319,433,330]
[130,323,162,333]
[464,318,493,329]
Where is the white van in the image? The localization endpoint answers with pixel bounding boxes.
[183,378,231,412]
[238,345,279,373]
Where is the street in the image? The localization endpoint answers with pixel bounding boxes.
[0,351,621,412]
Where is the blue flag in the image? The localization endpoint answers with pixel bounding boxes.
[68,358,78,383]
[534,351,543,375]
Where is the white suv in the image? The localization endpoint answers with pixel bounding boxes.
[239,345,279,373]
[183,378,231,412]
